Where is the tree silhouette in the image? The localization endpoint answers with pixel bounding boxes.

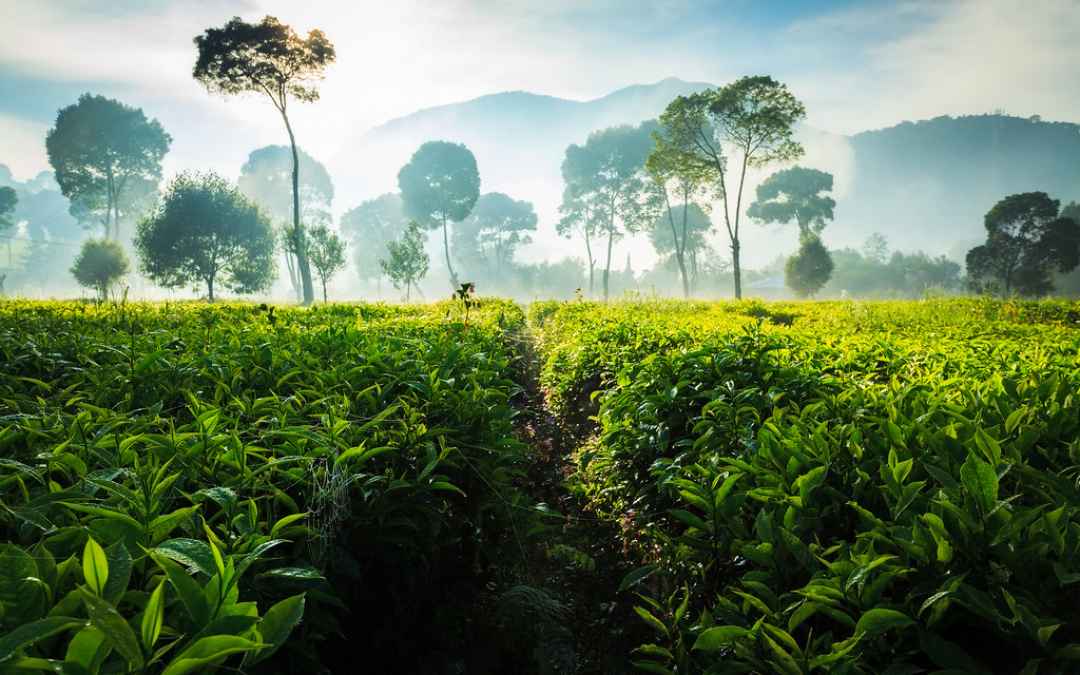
[46,94,171,240]
[136,172,276,302]
[748,166,836,243]
[397,142,479,289]
[194,16,335,305]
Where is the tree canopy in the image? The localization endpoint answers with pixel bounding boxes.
[397,141,480,288]
[453,192,537,281]
[71,239,129,300]
[747,166,835,242]
[135,172,276,301]
[340,193,408,284]
[561,120,655,300]
[0,187,15,235]
[785,235,833,298]
[966,192,1080,296]
[45,93,171,239]
[194,14,335,305]
[238,145,334,225]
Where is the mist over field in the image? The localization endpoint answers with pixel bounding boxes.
[1,0,1079,302]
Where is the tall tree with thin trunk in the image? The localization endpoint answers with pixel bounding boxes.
[556,186,600,296]
[560,122,655,301]
[0,187,17,268]
[647,122,712,298]
[193,16,335,306]
[46,94,171,240]
[397,141,480,290]
[658,76,805,298]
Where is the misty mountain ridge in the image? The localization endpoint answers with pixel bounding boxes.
[333,77,1080,268]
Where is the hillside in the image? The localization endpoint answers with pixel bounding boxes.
[331,80,1080,268]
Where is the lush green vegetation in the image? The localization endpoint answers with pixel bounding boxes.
[532,297,1080,673]
[3,296,1080,673]
[0,298,534,673]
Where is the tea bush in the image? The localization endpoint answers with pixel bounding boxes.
[0,298,532,673]
[533,298,1080,674]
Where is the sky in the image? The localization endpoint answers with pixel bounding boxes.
[3,0,1079,181]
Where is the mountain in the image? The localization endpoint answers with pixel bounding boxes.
[329,79,1080,268]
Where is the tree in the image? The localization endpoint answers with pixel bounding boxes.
[747,166,835,242]
[785,236,833,298]
[556,186,600,295]
[647,116,713,298]
[340,193,408,292]
[862,232,889,264]
[238,145,334,301]
[397,141,479,289]
[194,16,335,306]
[453,192,537,283]
[0,186,16,267]
[45,94,171,240]
[71,239,129,300]
[306,224,347,302]
[561,121,655,301]
[657,76,806,298]
[648,202,713,294]
[135,172,276,302]
[966,192,1080,296]
[380,220,429,302]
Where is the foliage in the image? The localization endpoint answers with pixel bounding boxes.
[966,192,1080,297]
[193,14,336,306]
[340,193,407,284]
[825,245,962,298]
[70,239,130,300]
[45,94,171,240]
[531,297,1080,674]
[238,146,334,227]
[0,297,531,672]
[561,121,656,300]
[748,166,836,242]
[453,192,537,283]
[785,235,834,297]
[380,220,430,301]
[135,172,276,301]
[0,187,15,235]
[657,76,806,298]
[305,224,347,302]
[397,141,480,290]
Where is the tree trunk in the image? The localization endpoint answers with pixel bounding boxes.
[442,214,458,289]
[732,242,742,300]
[322,278,327,303]
[664,189,689,299]
[282,112,315,306]
[405,282,411,302]
[285,251,302,302]
[603,228,615,302]
[207,275,215,303]
[584,226,595,295]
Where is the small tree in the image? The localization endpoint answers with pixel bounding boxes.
[747,166,835,242]
[966,192,1080,296]
[397,141,480,289]
[194,16,335,306]
[135,172,276,302]
[46,94,171,239]
[380,220,429,302]
[649,202,713,294]
[306,224,347,302]
[785,236,833,298]
[862,232,889,264]
[556,186,600,295]
[71,239,129,300]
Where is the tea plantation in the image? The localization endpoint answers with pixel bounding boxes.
[1,297,1079,673]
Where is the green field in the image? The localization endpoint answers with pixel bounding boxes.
[2,298,1079,673]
